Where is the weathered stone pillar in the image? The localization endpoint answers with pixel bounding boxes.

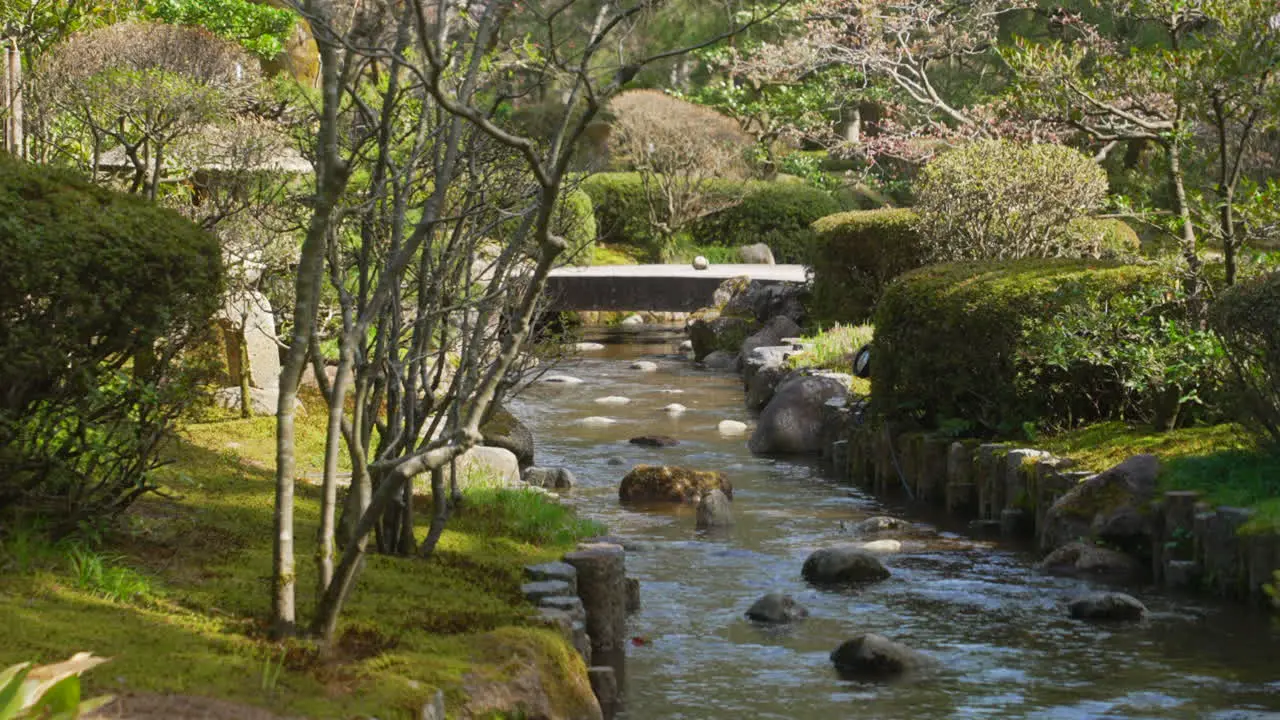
[564,543,627,655]
[974,444,1007,521]
[918,437,950,505]
[588,665,619,719]
[945,442,977,517]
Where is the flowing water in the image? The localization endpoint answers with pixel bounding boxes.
[508,326,1280,720]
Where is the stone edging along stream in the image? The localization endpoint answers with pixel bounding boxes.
[682,278,1280,610]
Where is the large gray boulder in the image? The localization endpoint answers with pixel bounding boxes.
[1039,541,1139,581]
[741,316,803,368]
[749,372,848,455]
[722,281,807,326]
[830,634,932,680]
[1068,591,1148,622]
[688,314,755,362]
[702,350,740,370]
[481,404,535,467]
[743,345,792,410]
[801,546,891,585]
[745,593,808,624]
[737,243,776,265]
[1040,454,1160,554]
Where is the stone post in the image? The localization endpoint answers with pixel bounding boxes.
[945,442,977,517]
[564,543,627,655]
[918,437,950,505]
[974,444,1007,521]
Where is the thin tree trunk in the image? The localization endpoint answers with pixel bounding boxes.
[418,466,451,559]
[238,327,252,419]
[273,2,348,636]
[1166,128,1203,306]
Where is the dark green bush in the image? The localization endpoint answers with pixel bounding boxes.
[871,259,1181,435]
[691,183,840,263]
[1211,271,1280,443]
[580,172,653,251]
[0,156,223,533]
[808,208,925,324]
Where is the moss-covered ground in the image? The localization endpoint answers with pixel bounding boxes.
[0,394,605,718]
[1039,422,1280,532]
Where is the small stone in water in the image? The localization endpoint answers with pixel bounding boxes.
[606,456,626,466]
[630,360,659,372]
[661,403,687,415]
[543,374,584,384]
[578,416,618,427]
[629,435,679,447]
[661,388,685,394]
[621,314,644,325]
[595,396,632,405]
[718,420,749,436]
[570,342,606,352]
[677,340,693,352]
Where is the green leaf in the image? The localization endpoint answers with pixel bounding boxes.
[32,676,81,715]
[0,664,31,720]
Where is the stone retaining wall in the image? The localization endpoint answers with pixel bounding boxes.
[833,425,1280,607]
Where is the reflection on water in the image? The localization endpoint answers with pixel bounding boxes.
[509,326,1280,720]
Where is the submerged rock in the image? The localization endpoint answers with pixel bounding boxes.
[661,403,687,415]
[696,489,733,529]
[848,516,909,536]
[544,374,585,385]
[1040,541,1139,581]
[629,360,659,372]
[745,593,808,624]
[856,539,902,554]
[577,416,618,427]
[571,342,606,352]
[619,465,732,504]
[629,435,680,447]
[594,395,632,405]
[830,634,932,680]
[1068,591,1148,622]
[802,546,891,585]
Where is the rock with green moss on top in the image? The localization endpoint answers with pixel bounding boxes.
[481,404,535,468]
[618,465,733,504]
[1040,454,1160,555]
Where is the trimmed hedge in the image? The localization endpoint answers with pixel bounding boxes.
[579,172,652,250]
[1211,271,1280,443]
[809,208,925,324]
[871,259,1169,434]
[692,183,841,263]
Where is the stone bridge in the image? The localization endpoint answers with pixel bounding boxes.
[543,264,807,312]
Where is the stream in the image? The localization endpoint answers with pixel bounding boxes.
[508,325,1280,720]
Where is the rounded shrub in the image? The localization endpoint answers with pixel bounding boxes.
[916,140,1110,261]
[1211,271,1280,443]
[808,208,925,324]
[871,259,1173,435]
[0,155,223,530]
[692,182,841,263]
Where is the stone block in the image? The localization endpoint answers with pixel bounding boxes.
[918,437,950,505]
[974,444,1008,521]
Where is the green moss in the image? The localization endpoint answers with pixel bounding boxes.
[787,324,874,395]
[0,395,602,718]
[1040,422,1280,532]
[590,243,642,266]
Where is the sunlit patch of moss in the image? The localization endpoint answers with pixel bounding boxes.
[788,324,874,395]
[1039,422,1280,532]
[0,391,603,717]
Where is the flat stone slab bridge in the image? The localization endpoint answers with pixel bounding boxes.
[544,264,807,312]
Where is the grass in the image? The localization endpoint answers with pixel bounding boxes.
[0,394,605,718]
[589,243,642,266]
[1039,421,1280,532]
[787,324,874,395]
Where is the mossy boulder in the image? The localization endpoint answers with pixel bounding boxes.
[481,404,535,468]
[460,627,603,720]
[687,312,755,362]
[1040,454,1160,555]
[618,465,732,504]
[1039,540,1140,581]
